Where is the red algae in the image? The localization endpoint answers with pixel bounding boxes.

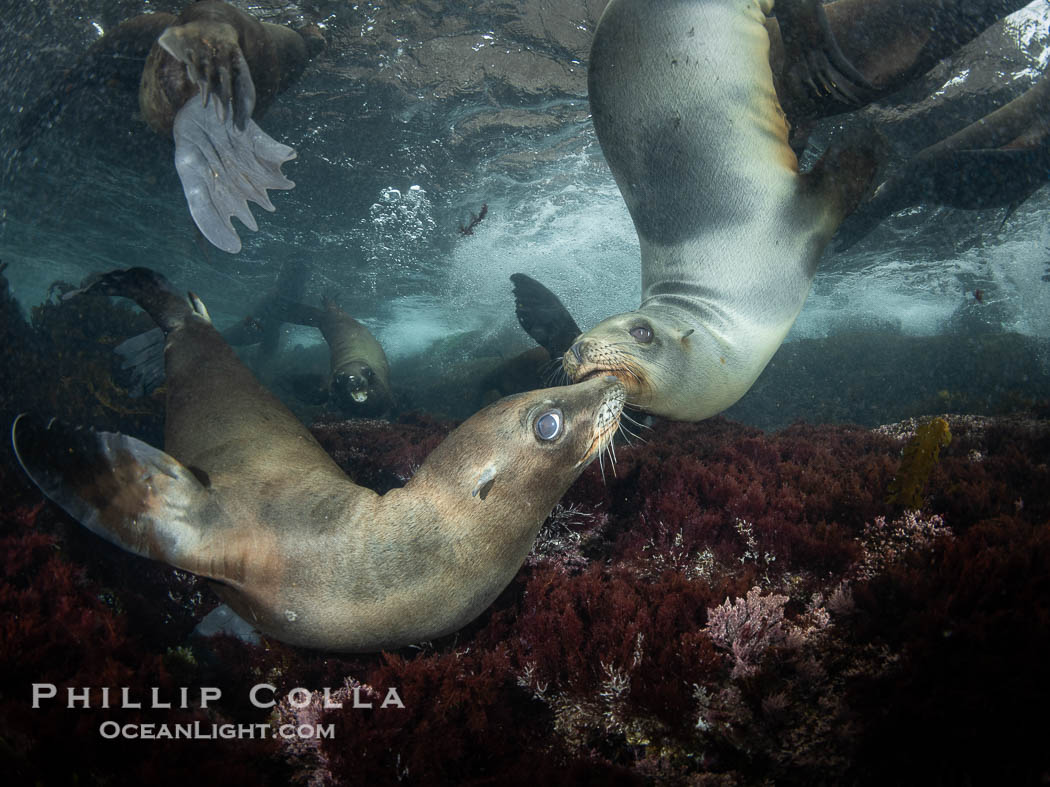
[1,403,1048,783]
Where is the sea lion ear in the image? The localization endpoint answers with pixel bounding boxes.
[681,328,695,340]
[470,466,498,501]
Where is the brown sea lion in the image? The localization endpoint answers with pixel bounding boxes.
[278,298,395,418]
[12,267,625,652]
[140,1,324,253]
[767,0,1034,125]
[562,0,880,421]
[16,2,323,254]
[837,70,1050,250]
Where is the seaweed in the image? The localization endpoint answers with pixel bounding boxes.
[886,416,952,509]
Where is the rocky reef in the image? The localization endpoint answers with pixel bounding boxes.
[2,268,1049,784]
[2,399,1048,784]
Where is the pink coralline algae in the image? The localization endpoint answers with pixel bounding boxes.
[704,587,792,678]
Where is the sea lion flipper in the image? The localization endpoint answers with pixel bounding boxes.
[114,327,167,397]
[11,414,229,580]
[193,604,262,645]
[802,129,885,231]
[173,97,296,254]
[776,0,873,106]
[510,273,581,358]
[836,146,1048,251]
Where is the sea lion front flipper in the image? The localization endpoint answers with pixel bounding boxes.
[193,604,262,645]
[510,273,582,358]
[11,414,230,582]
[158,20,255,130]
[776,0,873,106]
[800,129,885,258]
[172,97,296,254]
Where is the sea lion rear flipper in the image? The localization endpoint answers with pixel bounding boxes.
[776,0,873,106]
[114,327,166,397]
[11,414,230,582]
[510,273,582,358]
[173,98,296,254]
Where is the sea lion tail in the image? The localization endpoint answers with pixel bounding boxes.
[11,414,226,579]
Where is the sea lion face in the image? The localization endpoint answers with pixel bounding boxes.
[413,375,626,514]
[562,309,736,422]
[330,361,377,410]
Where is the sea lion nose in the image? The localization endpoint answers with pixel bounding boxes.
[569,341,584,364]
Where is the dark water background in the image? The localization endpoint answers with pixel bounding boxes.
[1,0,1048,426]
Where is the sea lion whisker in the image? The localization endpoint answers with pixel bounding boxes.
[541,359,569,387]
[617,422,643,445]
[618,410,651,431]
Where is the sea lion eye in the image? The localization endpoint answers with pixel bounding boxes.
[534,409,563,441]
[629,325,653,343]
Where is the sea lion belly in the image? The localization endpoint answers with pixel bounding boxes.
[565,0,869,421]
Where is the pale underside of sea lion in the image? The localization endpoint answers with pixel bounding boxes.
[12,267,625,652]
[563,0,878,422]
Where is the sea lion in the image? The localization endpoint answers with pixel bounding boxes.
[114,258,311,397]
[837,70,1050,250]
[766,0,1033,125]
[277,298,395,418]
[562,0,879,421]
[16,2,324,254]
[11,267,626,652]
[141,1,324,253]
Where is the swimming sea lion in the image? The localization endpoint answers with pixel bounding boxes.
[837,70,1050,250]
[766,0,1033,125]
[11,267,626,652]
[141,1,324,253]
[277,298,395,418]
[16,2,323,254]
[563,0,879,421]
[510,273,581,360]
